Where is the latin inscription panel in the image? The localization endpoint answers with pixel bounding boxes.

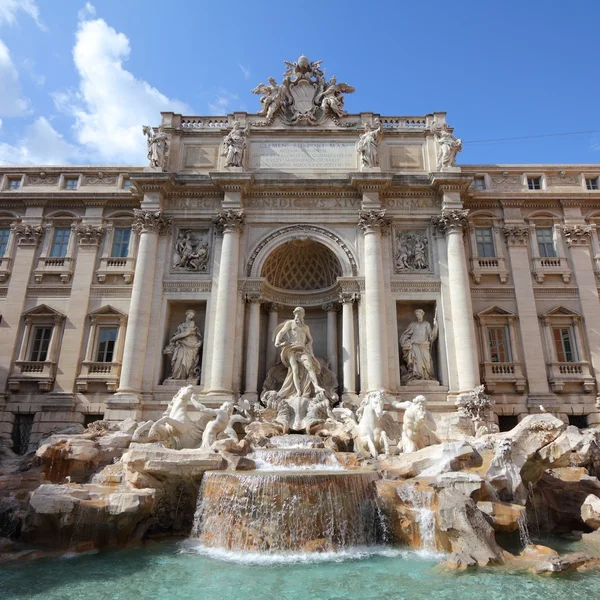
[249,141,357,170]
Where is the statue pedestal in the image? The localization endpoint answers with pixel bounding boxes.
[404,380,443,392]
[359,166,381,173]
[440,166,461,173]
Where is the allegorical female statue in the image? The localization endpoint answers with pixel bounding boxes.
[164,310,203,381]
[356,120,383,168]
[221,121,247,168]
[400,309,438,381]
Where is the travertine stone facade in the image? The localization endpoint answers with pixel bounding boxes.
[1,58,600,451]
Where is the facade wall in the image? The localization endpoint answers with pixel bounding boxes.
[1,117,600,450]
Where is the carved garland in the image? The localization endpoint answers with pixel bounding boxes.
[246,224,358,277]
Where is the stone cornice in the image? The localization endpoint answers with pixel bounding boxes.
[429,173,473,194]
[129,172,175,195]
[350,173,393,192]
[210,172,254,193]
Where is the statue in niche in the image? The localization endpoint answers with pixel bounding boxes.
[173,230,210,272]
[431,120,462,170]
[390,395,437,453]
[221,121,248,168]
[142,124,169,170]
[395,231,429,272]
[400,309,438,382]
[274,306,325,399]
[164,310,203,381]
[356,120,383,168]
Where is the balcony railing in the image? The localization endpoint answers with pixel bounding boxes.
[96,256,136,284]
[532,256,571,283]
[9,360,55,392]
[77,361,121,392]
[482,362,526,393]
[548,361,594,393]
[0,256,11,283]
[33,256,74,284]
[470,256,509,284]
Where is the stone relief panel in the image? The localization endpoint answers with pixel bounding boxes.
[388,144,424,171]
[171,228,211,273]
[393,228,432,274]
[182,145,218,169]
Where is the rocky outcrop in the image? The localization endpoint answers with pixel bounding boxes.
[533,552,599,574]
[21,484,155,550]
[581,494,600,530]
[380,442,482,479]
[477,500,525,533]
[529,467,600,533]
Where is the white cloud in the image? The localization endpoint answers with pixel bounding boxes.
[208,89,239,114]
[238,63,250,80]
[0,116,80,164]
[54,10,192,164]
[0,38,30,116]
[0,0,45,29]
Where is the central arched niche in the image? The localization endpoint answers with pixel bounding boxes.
[261,238,342,291]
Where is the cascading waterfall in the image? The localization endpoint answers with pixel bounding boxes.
[191,435,383,553]
[395,482,437,552]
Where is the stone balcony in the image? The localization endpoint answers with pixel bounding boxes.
[470,256,509,284]
[0,255,12,283]
[548,361,595,393]
[9,360,55,392]
[76,361,121,392]
[96,256,136,284]
[532,256,571,283]
[33,256,74,284]
[482,362,526,393]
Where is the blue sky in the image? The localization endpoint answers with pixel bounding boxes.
[0,0,599,166]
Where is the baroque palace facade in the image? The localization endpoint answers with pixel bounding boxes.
[1,56,600,452]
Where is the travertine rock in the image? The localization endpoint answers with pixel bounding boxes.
[380,442,482,478]
[581,494,600,530]
[533,552,597,574]
[477,500,525,533]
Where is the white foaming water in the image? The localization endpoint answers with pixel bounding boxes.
[395,482,438,554]
[179,540,427,565]
[251,459,346,472]
[250,447,345,471]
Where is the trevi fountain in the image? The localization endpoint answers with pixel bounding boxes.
[2,57,600,599]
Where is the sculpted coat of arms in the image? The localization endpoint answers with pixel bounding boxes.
[251,55,355,126]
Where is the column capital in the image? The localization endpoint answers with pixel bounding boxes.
[12,223,43,246]
[503,226,530,246]
[563,225,593,247]
[132,209,171,235]
[76,224,104,246]
[358,210,391,235]
[264,302,283,313]
[339,292,358,304]
[214,209,245,235]
[322,301,340,312]
[431,209,469,236]
[244,292,262,303]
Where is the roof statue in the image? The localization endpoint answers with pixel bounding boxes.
[252,55,355,126]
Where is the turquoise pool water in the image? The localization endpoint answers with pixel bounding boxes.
[1,541,600,600]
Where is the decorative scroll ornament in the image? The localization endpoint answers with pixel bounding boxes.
[431,120,462,170]
[76,224,104,246]
[12,223,43,246]
[503,226,530,246]
[213,210,245,234]
[358,210,391,235]
[251,55,355,127]
[133,209,172,235]
[142,124,169,170]
[563,225,593,247]
[431,210,469,236]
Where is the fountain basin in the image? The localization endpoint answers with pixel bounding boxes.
[194,470,382,552]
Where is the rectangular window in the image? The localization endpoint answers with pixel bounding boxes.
[64,177,78,190]
[527,177,542,190]
[536,227,556,258]
[475,227,495,257]
[96,326,118,362]
[472,177,486,191]
[586,177,599,190]
[111,228,131,258]
[30,327,52,362]
[7,178,21,190]
[488,327,510,362]
[50,227,70,258]
[0,227,10,256]
[553,327,576,362]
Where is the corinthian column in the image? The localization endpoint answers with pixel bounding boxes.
[243,292,262,402]
[116,210,171,397]
[358,210,391,391]
[265,303,282,370]
[340,292,357,399]
[432,210,479,394]
[564,225,600,401]
[208,210,245,395]
[322,302,339,376]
